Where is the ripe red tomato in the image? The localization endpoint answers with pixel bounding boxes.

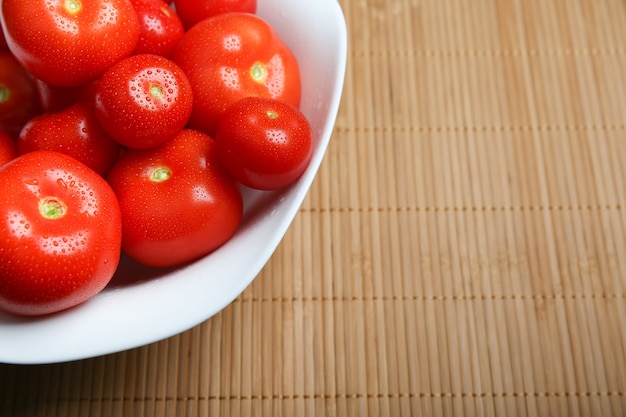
[18,103,121,177]
[130,0,185,57]
[0,131,17,166]
[172,12,301,136]
[216,97,313,190]
[0,151,122,316]
[107,129,243,267]
[0,51,42,139]
[173,0,256,29]
[95,54,193,149]
[0,0,140,87]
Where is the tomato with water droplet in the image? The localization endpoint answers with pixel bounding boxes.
[106,129,243,268]
[216,96,313,190]
[95,53,193,149]
[130,0,184,57]
[0,151,122,316]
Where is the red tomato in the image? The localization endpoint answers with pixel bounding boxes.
[172,12,301,136]
[0,0,140,87]
[107,129,243,267]
[0,51,42,139]
[35,79,98,113]
[0,151,122,316]
[131,0,185,57]
[95,54,193,149]
[18,103,121,177]
[173,0,256,29]
[216,97,313,190]
[0,131,17,166]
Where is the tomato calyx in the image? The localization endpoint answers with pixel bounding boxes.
[250,62,267,84]
[150,166,172,182]
[127,66,181,112]
[38,196,68,220]
[64,0,83,15]
[149,83,166,101]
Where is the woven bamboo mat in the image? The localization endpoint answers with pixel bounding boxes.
[2,0,626,415]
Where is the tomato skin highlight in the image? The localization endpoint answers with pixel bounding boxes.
[107,129,243,268]
[0,151,122,316]
[1,0,140,87]
[172,12,301,136]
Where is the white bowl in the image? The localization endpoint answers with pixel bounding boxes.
[0,0,347,364]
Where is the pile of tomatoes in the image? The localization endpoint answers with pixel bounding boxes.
[0,0,314,316]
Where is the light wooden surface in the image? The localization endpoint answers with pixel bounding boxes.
[2,0,626,416]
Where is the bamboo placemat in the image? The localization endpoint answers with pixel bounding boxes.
[2,0,626,416]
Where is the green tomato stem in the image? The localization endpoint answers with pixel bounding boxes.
[64,0,82,14]
[39,197,67,220]
[149,83,165,101]
[150,167,172,183]
[250,62,268,84]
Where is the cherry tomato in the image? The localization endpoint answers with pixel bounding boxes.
[18,103,121,177]
[216,97,313,190]
[0,51,42,139]
[107,129,243,267]
[0,131,17,166]
[35,79,98,113]
[0,151,122,316]
[172,12,301,136]
[131,0,185,57]
[95,53,193,149]
[173,0,256,29]
[0,0,140,87]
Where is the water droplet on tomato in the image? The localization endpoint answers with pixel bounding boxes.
[57,178,68,191]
